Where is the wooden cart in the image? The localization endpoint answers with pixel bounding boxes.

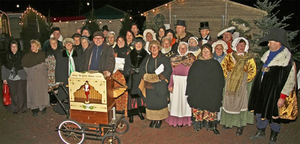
[54,72,129,144]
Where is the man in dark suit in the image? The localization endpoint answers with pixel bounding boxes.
[198,22,217,48]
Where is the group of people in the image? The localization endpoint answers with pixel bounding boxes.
[2,19,296,143]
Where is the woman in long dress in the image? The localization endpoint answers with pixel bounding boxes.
[166,54,195,127]
[123,37,148,123]
[140,40,172,129]
[220,37,256,136]
[21,39,49,116]
[187,44,225,134]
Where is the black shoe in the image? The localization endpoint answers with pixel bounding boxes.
[222,125,230,129]
[250,128,266,140]
[129,116,133,123]
[211,121,220,135]
[236,127,244,136]
[41,108,47,114]
[32,109,39,117]
[155,120,162,129]
[138,113,145,120]
[269,130,279,143]
[13,112,18,114]
[149,120,156,128]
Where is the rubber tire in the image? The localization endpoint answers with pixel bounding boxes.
[116,118,130,134]
[102,134,121,144]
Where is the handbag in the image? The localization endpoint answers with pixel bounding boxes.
[3,83,12,105]
[278,63,298,120]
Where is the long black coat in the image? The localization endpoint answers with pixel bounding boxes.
[54,49,81,115]
[123,48,148,98]
[186,58,225,112]
[140,53,172,110]
[248,60,293,123]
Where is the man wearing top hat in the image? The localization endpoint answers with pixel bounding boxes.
[217,26,236,53]
[198,22,217,48]
[175,20,193,43]
[248,28,296,143]
[80,31,115,77]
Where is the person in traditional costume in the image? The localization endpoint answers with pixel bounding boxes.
[2,40,27,114]
[188,37,201,57]
[217,26,236,54]
[143,29,157,54]
[175,20,193,43]
[140,40,172,129]
[53,38,81,115]
[212,40,228,63]
[187,44,224,134]
[220,37,256,136]
[177,42,189,56]
[21,39,49,116]
[161,37,176,58]
[123,37,148,123]
[166,55,194,127]
[248,28,296,143]
[198,22,217,48]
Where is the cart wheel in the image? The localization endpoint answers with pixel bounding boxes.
[116,118,129,134]
[58,120,85,144]
[102,134,121,144]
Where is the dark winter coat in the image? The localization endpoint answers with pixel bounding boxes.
[140,52,172,110]
[186,58,225,112]
[54,49,81,115]
[80,42,115,73]
[123,48,148,98]
[248,48,295,123]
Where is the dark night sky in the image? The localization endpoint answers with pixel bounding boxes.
[1,0,300,42]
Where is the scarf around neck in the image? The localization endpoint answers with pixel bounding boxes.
[226,52,253,95]
[66,50,75,76]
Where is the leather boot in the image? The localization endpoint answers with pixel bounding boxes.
[211,121,220,135]
[149,120,156,128]
[138,112,145,120]
[250,128,266,140]
[155,120,162,129]
[236,127,244,136]
[32,109,39,117]
[269,130,279,144]
[129,116,134,123]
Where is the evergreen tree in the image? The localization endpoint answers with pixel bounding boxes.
[20,7,48,51]
[84,9,100,37]
[250,0,299,61]
[119,14,133,37]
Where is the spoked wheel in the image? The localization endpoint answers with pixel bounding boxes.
[116,118,129,134]
[102,134,121,144]
[58,120,85,144]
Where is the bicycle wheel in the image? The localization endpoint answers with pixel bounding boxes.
[58,120,85,144]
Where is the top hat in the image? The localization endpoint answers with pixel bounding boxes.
[176,20,186,27]
[199,22,209,30]
[260,28,290,48]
